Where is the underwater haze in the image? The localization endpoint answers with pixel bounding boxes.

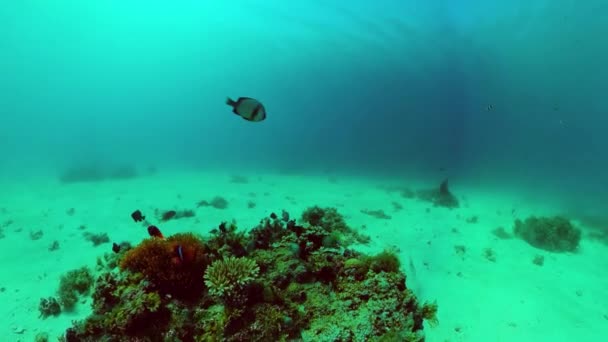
[1,0,608,341]
[1,1,607,190]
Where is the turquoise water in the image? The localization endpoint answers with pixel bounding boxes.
[1,1,607,341]
[2,1,607,181]
[2,1,605,186]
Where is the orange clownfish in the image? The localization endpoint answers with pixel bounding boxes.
[147,225,164,239]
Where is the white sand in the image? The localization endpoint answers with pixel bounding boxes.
[0,170,606,341]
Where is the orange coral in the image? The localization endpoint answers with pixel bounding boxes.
[120,233,209,299]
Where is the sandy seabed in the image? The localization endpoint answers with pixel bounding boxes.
[0,169,606,342]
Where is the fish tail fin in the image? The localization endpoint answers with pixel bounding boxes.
[226,97,236,107]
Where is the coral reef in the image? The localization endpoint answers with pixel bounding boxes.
[483,248,497,262]
[204,256,260,306]
[63,207,437,341]
[30,230,43,240]
[301,206,370,245]
[35,332,49,342]
[208,221,248,257]
[513,216,581,252]
[57,266,94,311]
[533,254,545,266]
[416,179,459,209]
[492,227,512,239]
[82,232,110,246]
[38,297,61,318]
[48,240,60,251]
[69,272,168,337]
[198,196,229,209]
[367,250,401,273]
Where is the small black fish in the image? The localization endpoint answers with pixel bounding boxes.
[281,210,290,222]
[112,242,121,253]
[270,212,277,219]
[226,97,267,122]
[161,210,176,221]
[131,210,145,222]
[486,104,494,111]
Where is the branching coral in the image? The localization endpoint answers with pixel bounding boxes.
[302,206,350,233]
[248,216,289,250]
[67,274,169,339]
[204,256,259,306]
[366,250,401,273]
[38,297,61,318]
[102,282,165,333]
[301,206,369,245]
[57,266,94,311]
[207,221,247,258]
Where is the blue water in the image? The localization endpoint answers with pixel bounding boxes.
[1,0,606,218]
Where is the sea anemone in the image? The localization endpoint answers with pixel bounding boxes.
[120,233,209,299]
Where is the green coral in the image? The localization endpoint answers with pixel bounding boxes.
[103,282,163,333]
[34,332,49,342]
[207,221,248,257]
[65,272,170,340]
[303,270,431,342]
[366,250,401,273]
[38,297,61,318]
[343,258,369,280]
[513,216,581,252]
[193,304,227,341]
[248,216,289,250]
[204,256,259,305]
[226,303,301,341]
[302,206,350,233]
[301,206,369,245]
[57,266,94,311]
